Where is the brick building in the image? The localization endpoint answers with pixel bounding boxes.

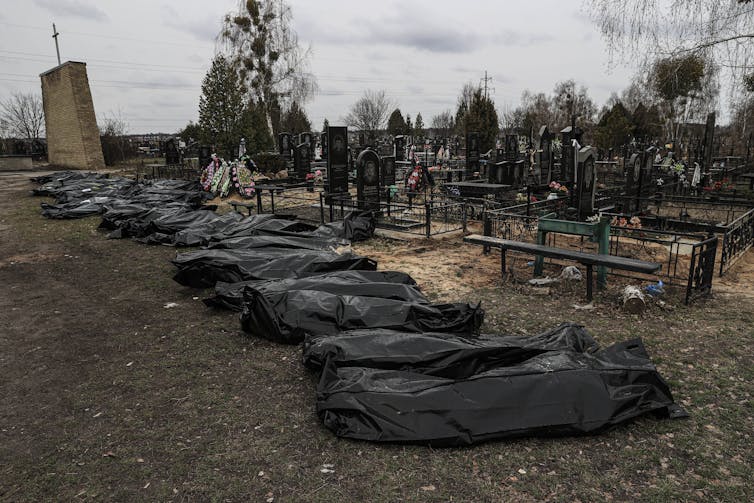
[40,61,105,169]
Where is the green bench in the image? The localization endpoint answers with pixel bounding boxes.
[464,234,661,301]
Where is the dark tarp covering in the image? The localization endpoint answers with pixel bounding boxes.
[302,323,598,376]
[36,174,209,219]
[307,326,687,446]
[239,288,483,344]
[172,248,377,288]
[204,270,419,311]
[206,234,347,251]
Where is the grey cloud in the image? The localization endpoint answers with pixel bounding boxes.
[34,0,108,21]
[490,30,554,47]
[161,5,220,43]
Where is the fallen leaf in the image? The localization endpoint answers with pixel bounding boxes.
[143,482,150,489]
[420,485,436,491]
[518,469,527,475]
[102,451,116,458]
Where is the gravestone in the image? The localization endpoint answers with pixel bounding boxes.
[356,148,380,210]
[358,132,366,147]
[381,155,396,187]
[576,147,597,218]
[279,133,293,160]
[394,135,406,161]
[559,126,583,184]
[199,145,211,169]
[294,142,311,179]
[320,132,328,160]
[466,131,480,178]
[625,151,642,193]
[299,132,312,146]
[702,112,715,170]
[537,126,553,184]
[504,134,518,160]
[165,138,180,165]
[326,126,349,194]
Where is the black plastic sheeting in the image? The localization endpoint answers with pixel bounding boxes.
[31,172,687,447]
[33,172,375,245]
[204,270,418,311]
[172,248,377,288]
[304,324,687,446]
[240,288,483,344]
[302,323,599,376]
[35,173,209,219]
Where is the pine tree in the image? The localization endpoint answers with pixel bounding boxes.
[281,101,312,134]
[465,89,499,152]
[414,113,424,137]
[387,108,407,136]
[198,55,246,157]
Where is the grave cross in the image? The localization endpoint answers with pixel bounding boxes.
[52,23,61,65]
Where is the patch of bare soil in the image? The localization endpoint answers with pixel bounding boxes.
[353,237,502,301]
[716,247,754,297]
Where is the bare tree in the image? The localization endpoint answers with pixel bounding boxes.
[99,110,133,166]
[343,90,392,134]
[0,92,45,141]
[219,0,318,134]
[586,0,754,87]
[430,110,455,137]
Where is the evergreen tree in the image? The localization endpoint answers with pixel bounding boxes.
[198,55,246,157]
[414,113,425,137]
[465,89,499,152]
[387,108,407,136]
[241,100,273,153]
[594,102,634,151]
[280,101,312,134]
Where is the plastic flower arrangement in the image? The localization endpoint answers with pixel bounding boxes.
[406,166,422,192]
[549,181,569,194]
[610,216,642,229]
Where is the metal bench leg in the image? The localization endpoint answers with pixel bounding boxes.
[586,264,593,302]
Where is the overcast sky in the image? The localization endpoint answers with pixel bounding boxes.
[0,0,640,134]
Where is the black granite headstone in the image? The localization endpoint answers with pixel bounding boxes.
[319,131,327,161]
[394,135,406,161]
[294,142,311,179]
[165,138,180,165]
[466,131,480,178]
[381,155,396,187]
[625,152,642,193]
[504,134,518,161]
[356,148,380,210]
[327,126,348,194]
[702,112,715,170]
[537,126,552,184]
[299,132,312,146]
[199,145,211,169]
[576,147,597,218]
[559,126,583,184]
[279,133,293,159]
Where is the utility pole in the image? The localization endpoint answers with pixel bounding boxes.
[52,23,61,65]
[481,71,494,100]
